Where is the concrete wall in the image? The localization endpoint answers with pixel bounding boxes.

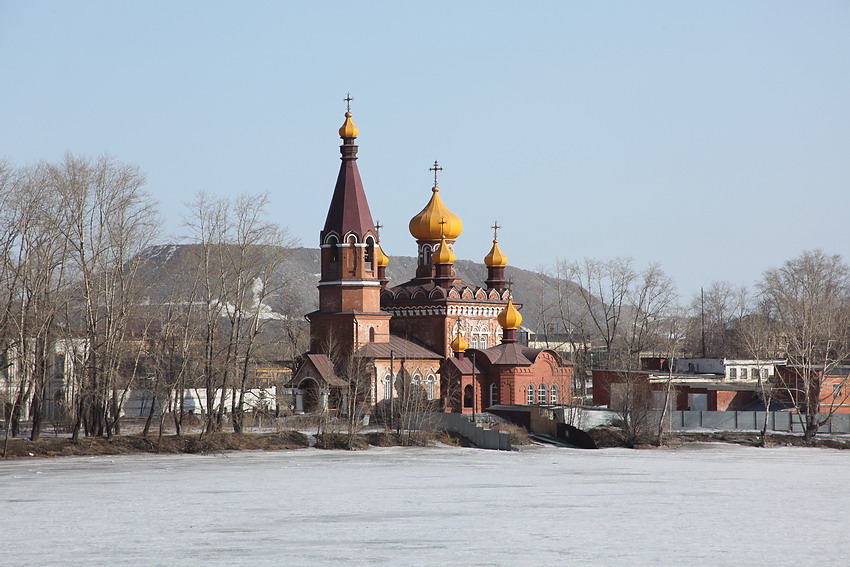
[437,412,512,450]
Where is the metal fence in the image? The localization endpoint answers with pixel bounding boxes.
[670,411,850,434]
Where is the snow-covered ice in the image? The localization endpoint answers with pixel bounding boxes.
[2,443,849,566]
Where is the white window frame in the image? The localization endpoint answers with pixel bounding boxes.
[383,375,392,400]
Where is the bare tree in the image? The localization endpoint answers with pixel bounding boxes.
[140,259,202,442]
[184,192,295,435]
[737,298,781,445]
[654,307,687,446]
[685,281,748,358]
[547,261,594,401]
[564,257,677,446]
[567,257,635,363]
[13,164,71,441]
[758,249,850,441]
[52,154,160,440]
[0,162,26,452]
[0,163,74,447]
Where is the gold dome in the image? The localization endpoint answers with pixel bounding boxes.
[408,186,463,241]
[339,111,359,138]
[497,297,522,330]
[450,331,468,353]
[375,243,389,268]
[433,236,456,265]
[484,239,508,267]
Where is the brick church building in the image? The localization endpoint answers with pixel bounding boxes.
[290,102,572,415]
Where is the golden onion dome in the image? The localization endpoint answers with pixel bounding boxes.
[339,111,359,138]
[408,186,463,241]
[433,236,456,265]
[375,243,389,268]
[450,331,468,353]
[484,239,508,267]
[497,297,522,330]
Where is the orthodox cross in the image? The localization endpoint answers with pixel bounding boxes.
[375,220,383,241]
[429,160,443,186]
[344,92,353,112]
[491,220,501,241]
[438,216,447,238]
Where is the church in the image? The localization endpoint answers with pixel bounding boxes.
[290,101,572,416]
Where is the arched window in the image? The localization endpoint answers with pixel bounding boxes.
[427,375,436,400]
[413,374,422,389]
[327,236,339,271]
[479,336,487,349]
[383,375,392,400]
[527,385,535,405]
[463,385,474,408]
[550,385,559,405]
[364,236,375,271]
[471,336,479,349]
[489,383,498,407]
[538,384,547,405]
[423,245,432,265]
[369,327,375,343]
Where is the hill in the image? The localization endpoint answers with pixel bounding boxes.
[138,244,592,335]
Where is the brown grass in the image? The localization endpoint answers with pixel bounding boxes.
[314,433,369,450]
[493,423,531,445]
[1,431,309,459]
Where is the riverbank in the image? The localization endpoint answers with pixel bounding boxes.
[3,426,849,460]
[0,428,478,459]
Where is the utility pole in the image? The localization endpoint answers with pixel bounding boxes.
[389,350,394,432]
[701,287,707,358]
[471,351,476,422]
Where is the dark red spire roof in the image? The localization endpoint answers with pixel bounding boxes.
[321,117,376,242]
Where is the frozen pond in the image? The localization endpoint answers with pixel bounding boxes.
[2,443,848,566]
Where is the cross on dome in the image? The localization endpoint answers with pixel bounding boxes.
[491,220,501,241]
[429,160,443,187]
[343,92,353,112]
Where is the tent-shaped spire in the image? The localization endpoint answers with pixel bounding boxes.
[321,97,376,242]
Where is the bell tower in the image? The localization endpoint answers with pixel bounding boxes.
[308,96,391,356]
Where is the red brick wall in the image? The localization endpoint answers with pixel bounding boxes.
[713,390,754,411]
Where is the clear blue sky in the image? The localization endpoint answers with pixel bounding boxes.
[2,1,848,300]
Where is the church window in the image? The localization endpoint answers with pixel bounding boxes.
[383,375,392,400]
[527,385,535,405]
[369,327,375,343]
[550,385,559,405]
[538,384,547,404]
[479,336,487,349]
[328,236,339,271]
[365,236,375,271]
[423,245,432,265]
[463,385,473,408]
[471,337,479,349]
[427,375,436,400]
[489,383,498,407]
